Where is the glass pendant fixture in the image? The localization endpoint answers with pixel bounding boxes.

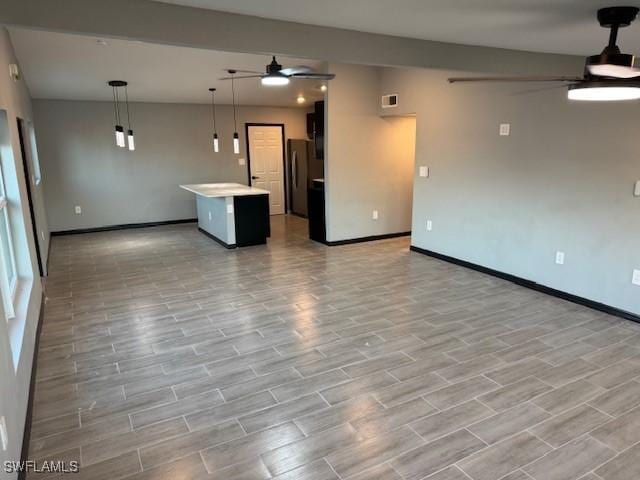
[108,80,129,148]
[124,83,135,151]
[229,70,241,155]
[209,87,219,153]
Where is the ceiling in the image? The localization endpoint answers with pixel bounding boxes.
[8,27,325,106]
[155,0,640,56]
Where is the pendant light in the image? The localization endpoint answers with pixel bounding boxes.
[109,80,126,148]
[124,83,135,151]
[209,87,219,153]
[229,70,240,155]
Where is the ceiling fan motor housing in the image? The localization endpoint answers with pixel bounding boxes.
[586,6,639,78]
[266,56,283,75]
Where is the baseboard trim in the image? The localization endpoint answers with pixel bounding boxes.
[19,294,45,480]
[326,231,411,246]
[410,245,640,323]
[197,228,237,249]
[51,218,197,236]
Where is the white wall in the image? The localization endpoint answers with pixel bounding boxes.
[380,66,640,316]
[33,100,308,231]
[325,63,416,242]
[0,28,46,479]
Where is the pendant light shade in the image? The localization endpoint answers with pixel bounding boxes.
[209,88,220,153]
[229,70,241,155]
[127,129,135,151]
[233,133,240,154]
[115,125,125,147]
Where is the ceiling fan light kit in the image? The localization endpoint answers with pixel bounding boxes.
[568,81,640,101]
[448,6,640,102]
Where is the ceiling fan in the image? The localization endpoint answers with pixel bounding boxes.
[448,6,640,101]
[219,56,335,86]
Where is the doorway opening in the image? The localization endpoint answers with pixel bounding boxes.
[16,118,43,277]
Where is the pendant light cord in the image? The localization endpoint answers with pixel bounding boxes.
[112,86,120,125]
[124,85,132,130]
[231,74,238,132]
[211,90,217,132]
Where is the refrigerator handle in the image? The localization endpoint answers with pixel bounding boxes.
[292,151,298,190]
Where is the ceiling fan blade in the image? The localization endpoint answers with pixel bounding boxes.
[218,74,264,80]
[280,66,313,75]
[512,83,575,95]
[448,75,584,83]
[233,69,264,75]
[290,73,336,80]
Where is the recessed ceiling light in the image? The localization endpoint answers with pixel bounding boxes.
[568,81,640,101]
[296,95,306,104]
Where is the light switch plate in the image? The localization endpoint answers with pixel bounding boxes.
[633,269,640,286]
[555,251,565,265]
[238,158,246,166]
[74,206,82,214]
[372,210,379,220]
[426,220,433,231]
[0,416,7,451]
[419,166,429,178]
[226,204,234,214]
[634,180,640,197]
[208,211,212,221]
[499,124,511,136]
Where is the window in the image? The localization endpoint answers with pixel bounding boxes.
[0,161,17,320]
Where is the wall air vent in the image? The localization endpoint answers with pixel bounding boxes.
[381,94,398,108]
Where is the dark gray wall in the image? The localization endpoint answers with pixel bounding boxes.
[34,100,307,231]
[380,66,640,315]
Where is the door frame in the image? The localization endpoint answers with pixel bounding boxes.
[244,123,288,213]
[16,118,43,277]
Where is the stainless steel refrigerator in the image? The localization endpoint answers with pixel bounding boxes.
[287,139,323,217]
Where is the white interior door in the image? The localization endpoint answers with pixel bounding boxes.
[248,125,285,215]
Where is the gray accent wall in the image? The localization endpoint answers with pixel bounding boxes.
[379,67,640,316]
[33,100,307,231]
[325,63,416,242]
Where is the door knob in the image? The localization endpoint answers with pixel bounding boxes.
[251,175,260,180]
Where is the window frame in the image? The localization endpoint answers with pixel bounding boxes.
[0,164,18,320]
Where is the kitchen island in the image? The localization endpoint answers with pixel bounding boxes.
[180,183,270,248]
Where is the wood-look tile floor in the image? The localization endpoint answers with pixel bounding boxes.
[29,215,640,480]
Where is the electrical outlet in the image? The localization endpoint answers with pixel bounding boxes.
[226,204,234,214]
[0,416,7,452]
[208,211,212,221]
[634,180,640,197]
[499,124,511,136]
[74,205,82,215]
[555,251,565,265]
[419,166,429,178]
[426,220,433,231]
[238,158,246,166]
[633,269,640,286]
[372,210,379,220]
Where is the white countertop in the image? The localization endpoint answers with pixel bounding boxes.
[180,183,270,198]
